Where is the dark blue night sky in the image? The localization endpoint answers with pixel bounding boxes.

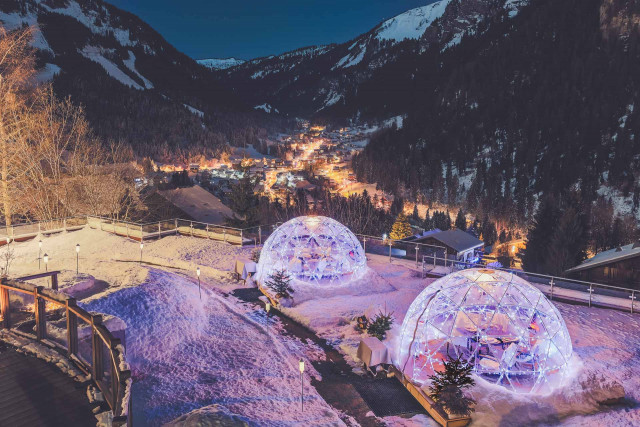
[107,0,432,60]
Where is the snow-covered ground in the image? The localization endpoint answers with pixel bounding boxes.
[6,227,640,426]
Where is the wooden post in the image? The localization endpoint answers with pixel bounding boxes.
[110,338,122,407]
[51,272,58,291]
[92,315,104,381]
[0,284,10,328]
[66,298,78,357]
[34,287,46,341]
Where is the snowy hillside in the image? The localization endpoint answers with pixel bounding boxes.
[197,57,246,70]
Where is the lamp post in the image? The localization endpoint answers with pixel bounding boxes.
[196,267,201,300]
[43,253,49,272]
[299,359,305,412]
[38,240,42,270]
[75,244,80,275]
[139,242,144,264]
[415,245,420,268]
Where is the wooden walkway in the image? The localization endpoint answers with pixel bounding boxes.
[0,346,96,427]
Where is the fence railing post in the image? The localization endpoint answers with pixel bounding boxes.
[240,229,243,246]
[34,286,46,341]
[223,229,227,243]
[175,219,178,235]
[92,314,104,381]
[158,222,161,237]
[588,285,593,307]
[66,298,78,357]
[110,338,122,407]
[549,278,554,300]
[0,283,10,328]
[206,224,210,240]
[140,225,144,242]
[631,291,636,314]
[190,222,193,237]
[258,226,262,245]
[126,223,129,239]
[51,272,58,291]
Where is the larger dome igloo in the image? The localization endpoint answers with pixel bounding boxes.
[395,269,572,394]
[255,216,366,286]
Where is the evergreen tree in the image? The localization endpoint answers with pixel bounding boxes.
[225,175,259,228]
[423,209,433,230]
[481,216,498,247]
[411,204,420,223]
[390,213,413,240]
[265,269,294,300]
[429,357,476,416]
[454,210,467,231]
[546,203,589,275]
[522,197,560,273]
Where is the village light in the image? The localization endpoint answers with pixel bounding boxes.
[75,244,80,275]
[299,359,305,412]
[196,267,201,300]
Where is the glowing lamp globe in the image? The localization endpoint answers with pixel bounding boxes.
[395,268,572,394]
[255,216,366,286]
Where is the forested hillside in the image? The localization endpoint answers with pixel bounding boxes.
[353,0,640,232]
[1,0,292,163]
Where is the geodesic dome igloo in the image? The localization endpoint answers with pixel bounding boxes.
[395,268,572,394]
[255,216,367,286]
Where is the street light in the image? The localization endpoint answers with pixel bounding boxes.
[75,244,80,275]
[139,242,144,264]
[43,253,49,272]
[196,267,201,300]
[299,359,305,412]
[38,240,42,270]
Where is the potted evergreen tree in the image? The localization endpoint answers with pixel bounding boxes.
[428,356,476,418]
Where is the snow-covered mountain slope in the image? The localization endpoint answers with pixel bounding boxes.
[375,0,452,43]
[0,0,281,160]
[218,0,528,117]
[197,57,245,70]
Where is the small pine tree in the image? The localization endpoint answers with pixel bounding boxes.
[411,204,420,223]
[265,269,294,300]
[455,209,467,231]
[390,213,412,240]
[250,248,261,263]
[429,357,476,416]
[367,310,394,340]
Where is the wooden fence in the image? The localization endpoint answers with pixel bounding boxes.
[0,272,131,426]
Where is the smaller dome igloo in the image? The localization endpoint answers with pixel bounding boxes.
[255,216,366,286]
[395,269,572,394]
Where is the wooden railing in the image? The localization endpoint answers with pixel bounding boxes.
[0,273,131,426]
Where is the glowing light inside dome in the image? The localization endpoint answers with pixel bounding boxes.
[395,268,573,394]
[255,216,367,286]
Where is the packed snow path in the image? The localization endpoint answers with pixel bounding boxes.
[84,268,343,426]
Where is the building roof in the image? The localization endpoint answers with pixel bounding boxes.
[566,242,640,273]
[417,229,484,253]
[158,185,232,224]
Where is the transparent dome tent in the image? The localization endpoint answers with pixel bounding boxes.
[395,269,572,394]
[255,216,367,286]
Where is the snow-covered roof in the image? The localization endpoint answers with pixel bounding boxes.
[416,229,483,253]
[158,185,232,224]
[566,242,640,273]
